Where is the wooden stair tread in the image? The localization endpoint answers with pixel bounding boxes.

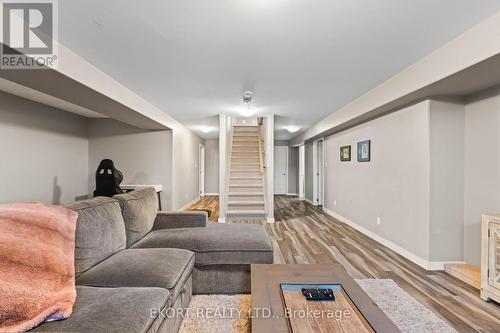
[229,176,262,180]
[444,264,480,290]
[231,162,260,165]
[232,144,259,146]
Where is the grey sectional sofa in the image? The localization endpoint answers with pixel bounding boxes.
[32,188,273,333]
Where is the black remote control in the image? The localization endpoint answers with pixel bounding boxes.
[301,288,335,301]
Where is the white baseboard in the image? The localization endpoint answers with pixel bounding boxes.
[304,198,315,205]
[287,193,298,196]
[179,196,200,211]
[323,208,463,271]
[267,217,275,223]
[427,261,466,271]
[205,193,219,196]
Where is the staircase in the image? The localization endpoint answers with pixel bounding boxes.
[226,123,266,219]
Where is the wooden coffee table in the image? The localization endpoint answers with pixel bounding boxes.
[251,264,400,333]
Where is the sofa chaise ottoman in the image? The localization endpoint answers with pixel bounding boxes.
[114,187,274,294]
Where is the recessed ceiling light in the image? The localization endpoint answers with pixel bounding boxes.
[199,126,213,133]
[239,106,257,117]
[285,126,300,133]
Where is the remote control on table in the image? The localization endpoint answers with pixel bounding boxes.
[301,288,335,301]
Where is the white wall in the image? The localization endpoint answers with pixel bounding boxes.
[299,145,305,198]
[264,115,275,221]
[304,142,314,202]
[288,147,298,195]
[0,92,89,204]
[464,87,500,267]
[171,125,205,209]
[88,119,173,210]
[205,139,219,194]
[429,100,465,262]
[324,101,431,260]
[218,115,232,221]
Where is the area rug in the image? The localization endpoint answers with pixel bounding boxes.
[355,279,456,333]
[179,279,456,333]
[178,294,251,333]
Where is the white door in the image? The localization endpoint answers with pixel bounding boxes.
[274,146,288,194]
[199,144,205,197]
[298,145,305,198]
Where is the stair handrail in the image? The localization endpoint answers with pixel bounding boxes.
[257,117,265,175]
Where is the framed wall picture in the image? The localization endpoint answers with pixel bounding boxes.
[357,140,371,162]
[340,145,351,161]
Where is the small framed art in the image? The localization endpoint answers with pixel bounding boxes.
[357,140,371,162]
[340,145,351,161]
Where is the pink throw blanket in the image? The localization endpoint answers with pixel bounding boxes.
[0,202,78,332]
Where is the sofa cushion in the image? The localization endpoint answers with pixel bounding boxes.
[64,197,126,275]
[132,224,273,266]
[31,286,169,333]
[114,187,159,247]
[76,248,194,302]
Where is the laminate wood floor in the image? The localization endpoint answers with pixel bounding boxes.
[187,195,500,332]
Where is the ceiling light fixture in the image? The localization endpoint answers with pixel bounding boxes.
[239,90,257,117]
[285,126,301,133]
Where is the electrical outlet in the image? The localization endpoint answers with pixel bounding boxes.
[334,200,337,207]
[376,217,381,225]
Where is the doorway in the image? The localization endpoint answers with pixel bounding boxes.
[274,146,288,194]
[313,138,324,206]
[199,144,205,197]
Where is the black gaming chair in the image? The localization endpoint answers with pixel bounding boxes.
[93,159,124,197]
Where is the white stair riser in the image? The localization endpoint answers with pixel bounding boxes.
[230,181,261,184]
[230,171,261,177]
[226,210,266,215]
[228,200,265,205]
[227,206,265,214]
[231,164,260,167]
[229,187,263,194]
[233,138,258,141]
[231,159,260,163]
[233,126,258,130]
[232,153,259,156]
[233,132,258,137]
[228,196,264,202]
[231,163,260,168]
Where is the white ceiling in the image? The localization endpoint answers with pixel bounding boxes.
[58,0,500,140]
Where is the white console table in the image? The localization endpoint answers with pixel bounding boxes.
[121,184,163,210]
[481,214,500,303]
